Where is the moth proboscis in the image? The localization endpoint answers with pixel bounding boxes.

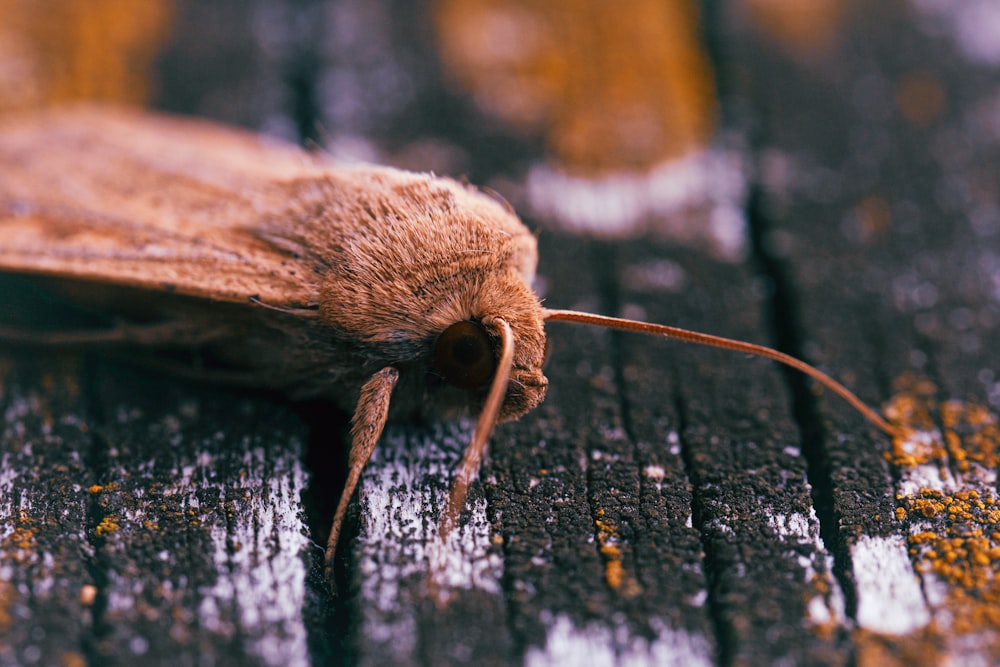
[0,107,904,592]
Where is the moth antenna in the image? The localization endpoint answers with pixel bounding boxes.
[439,317,515,541]
[543,308,904,439]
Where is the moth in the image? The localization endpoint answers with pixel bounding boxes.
[0,107,901,587]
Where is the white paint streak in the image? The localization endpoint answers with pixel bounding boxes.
[851,534,931,634]
[196,444,311,667]
[763,509,847,626]
[355,421,503,657]
[766,511,811,539]
[526,148,747,260]
[894,429,959,497]
[524,614,712,667]
[643,465,666,480]
[0,453,21,581]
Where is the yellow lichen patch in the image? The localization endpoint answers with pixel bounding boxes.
[901,490,1000,599]
[806,570,844,639]
[883,374,1000,472]
[94,515,121,537]
[603,558,625,591]
[892,487,1000,656]
[432,0,716,174]
[0,523,36,563]
[594,514,641,597]
[87,482,117,496]
[0,0,174,112]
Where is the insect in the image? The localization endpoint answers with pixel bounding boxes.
[0,107,902,588]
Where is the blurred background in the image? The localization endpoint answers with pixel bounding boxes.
[0,0,715,167]
[0,0,733,252]
[0,0,969,254]
[4,2,1000,665]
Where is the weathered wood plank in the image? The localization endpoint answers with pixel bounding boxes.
[0,353,91,667]
[85,363,316,666]
[486,233,716,665]
[0,348,321,667]
[3,1,999,665]
[615,236,849,665]
[724,0,1000,662]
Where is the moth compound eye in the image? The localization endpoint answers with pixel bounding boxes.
[433,320,496,389]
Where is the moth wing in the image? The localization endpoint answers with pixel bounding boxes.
[0,106,324,308]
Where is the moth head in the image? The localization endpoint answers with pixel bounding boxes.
[428,306,548,425]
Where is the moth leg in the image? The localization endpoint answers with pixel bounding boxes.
[325,366,399,590]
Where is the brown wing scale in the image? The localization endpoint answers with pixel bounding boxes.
[0,106,325,307]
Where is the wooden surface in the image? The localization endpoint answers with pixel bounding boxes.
[2,1,1000,665]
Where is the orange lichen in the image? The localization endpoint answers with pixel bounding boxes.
[0,0,174,111]
[883,374,1000,472]
[805,569,844,640]
[854,196,893,243]
[5,521,36,552]
[94,515,120,537]
[892,488,1000,655]
[603,558,625,591]
[876,374,1000,660]
[900,490,1000,593]
[594,515,641,597]
[0,513,39,576]
[432,0,716,174]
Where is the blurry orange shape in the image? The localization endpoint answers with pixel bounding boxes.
[432,0,717,175]
[0,0,173,112]
[855,195,892,242]
[738,0,847,58]
[896,71,946,128]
